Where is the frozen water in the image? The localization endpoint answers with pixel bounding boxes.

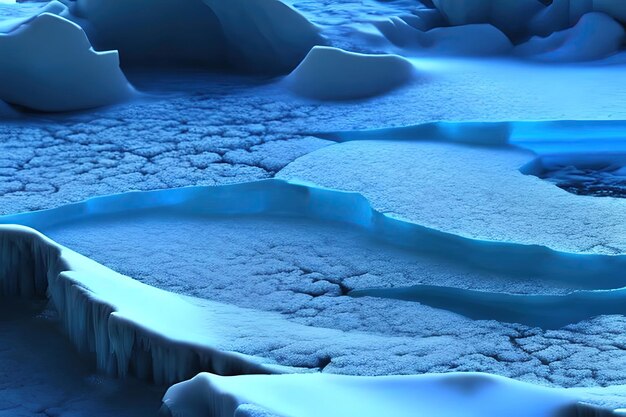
[278,140,626,254]
[1,0,626,414]
[3,181,626,391]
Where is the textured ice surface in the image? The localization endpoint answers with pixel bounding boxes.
[278,140,626,254]
[0,11,132,111]
[539,163,626,198]
[2,0,626,414]
[4,181,626,391]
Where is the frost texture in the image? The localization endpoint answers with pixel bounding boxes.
[0,11,132,111]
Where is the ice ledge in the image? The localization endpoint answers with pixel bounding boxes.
[0,225,282,385]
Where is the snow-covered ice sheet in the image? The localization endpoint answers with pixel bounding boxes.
[3,59,626,216]
[3,180,626,391]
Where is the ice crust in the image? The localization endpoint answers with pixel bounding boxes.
[4,179,626,393]
[0,10,133,111]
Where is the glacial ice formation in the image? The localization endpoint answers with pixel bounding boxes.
[161,372,602,417]
[0,11,133,111]
[70,0,322,73]
[286,46,415,100]
[516,12,625,62]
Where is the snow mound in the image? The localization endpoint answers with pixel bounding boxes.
[162,372,598,417]
[0,12,133,112]
[71,0,322,73]
[377,19,512,56]
[433,0,544,40]
[286,46,415,100]
[517,12,625,62]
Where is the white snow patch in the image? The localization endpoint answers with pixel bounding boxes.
[277,139,626,254]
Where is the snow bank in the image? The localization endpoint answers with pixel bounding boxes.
[71,0,322,73]
[517,13,625,62]
[376,19,512,56]
[432,0,544,40]
[0,12,133,112]
[161,372,599,417]
[286,46,415,100]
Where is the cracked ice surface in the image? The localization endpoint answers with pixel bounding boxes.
[4,60,626,216]
[2,181,625,391]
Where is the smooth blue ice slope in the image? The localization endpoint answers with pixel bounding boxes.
[0,9,133,111]
[286,46,416,100]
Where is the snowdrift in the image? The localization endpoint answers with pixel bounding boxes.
[433,0,544,40]
[70,0,323,73]
[286,46,415,100]
[0,11,133,112]
[376,19,512,56]
[422,0,626,60]
[161,372,604,417]
[517,12,625,62]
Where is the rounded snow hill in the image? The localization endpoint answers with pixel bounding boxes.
[286,46,416,101]
[0,12,133,112]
